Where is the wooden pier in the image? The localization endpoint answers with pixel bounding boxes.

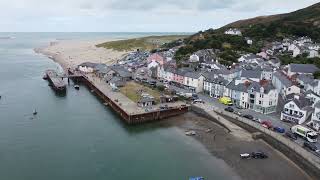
[44,70,66,92]
[67,69,189,124]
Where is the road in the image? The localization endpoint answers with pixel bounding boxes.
[165,81,320,158]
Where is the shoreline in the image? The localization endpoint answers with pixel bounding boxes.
[34,38,130,70]
[161,112,311,180]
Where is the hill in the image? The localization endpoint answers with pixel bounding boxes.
[173,2,320,65]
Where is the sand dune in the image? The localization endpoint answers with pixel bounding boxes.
[35,39,130,69]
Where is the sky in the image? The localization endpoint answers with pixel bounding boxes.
[0,0,319,32]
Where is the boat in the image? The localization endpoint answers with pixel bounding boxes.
[74,85,80,90]
[33,109,38,115]
[240,153,251,159]
[42,74,48,80]
[189,177,204,180]
[185,130,196,136]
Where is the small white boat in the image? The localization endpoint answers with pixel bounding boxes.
[74,85,80,90]
[33,109,38,115]
[185,130,196,136]
[240,153,251,159]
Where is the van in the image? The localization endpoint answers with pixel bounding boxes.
[219,97,233,106]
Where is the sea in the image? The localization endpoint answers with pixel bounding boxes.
[0,32,239,180]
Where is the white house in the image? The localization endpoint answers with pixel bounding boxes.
[226,79,278,114]
[203,73,229,98]
[272,71,300,97]
[309,101,320,131]
[78,62,97,73]
[189,54,200,63]
[224,28,242,36]
[281,95,313,124]
[183,72,204,93]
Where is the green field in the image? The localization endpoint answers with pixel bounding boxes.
[120,81,162,103]
[96,35,188,51]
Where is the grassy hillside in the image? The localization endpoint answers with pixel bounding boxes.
[171,2,320,65]
[96,35,188,51]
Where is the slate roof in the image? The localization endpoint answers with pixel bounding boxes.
[241,70,262,79]
[286,95,313,110]
[314,101,320,109]
[138,96,155,103]
[184,71,202,79]
[110,65,132,78]
[273,71,292,87]
[289,64,319,74]
[226,79,249,92]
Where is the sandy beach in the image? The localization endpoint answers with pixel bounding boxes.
[35,39,130,69]
[161,112,311,180]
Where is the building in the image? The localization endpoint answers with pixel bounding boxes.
[272,71,300,97]
[224,28,242,36]
[78,62,97,73]
[183,71,205,93]
[137,96,155,107]
[287,64,319,77]
[226,79,278,114]
[189,54,200,63]
[147,53,165,66]
[203,73,229,98]
[281,95,313,124]
[309,101,320,131]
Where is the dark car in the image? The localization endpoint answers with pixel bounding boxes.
[243,114,254,120]
[225,107,234,113]
[251,152,268,159]
[303,142,318,152]
[285,132,297,140]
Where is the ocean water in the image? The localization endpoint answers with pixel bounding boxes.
[0,32,239,180]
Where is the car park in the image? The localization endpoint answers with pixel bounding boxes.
[225,107,234,113]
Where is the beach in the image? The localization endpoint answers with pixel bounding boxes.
[35,38,130,69]
[161,112,311,180]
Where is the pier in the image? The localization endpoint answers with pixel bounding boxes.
[67,69,189,124]
[44,70,67,92]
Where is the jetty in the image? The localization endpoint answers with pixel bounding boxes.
[44,70,67,92]
[67,69,189,124]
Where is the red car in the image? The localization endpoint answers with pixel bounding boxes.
[261,121,273,129]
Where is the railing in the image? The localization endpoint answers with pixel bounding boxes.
[213,107,320,169]
[282,111,304,118]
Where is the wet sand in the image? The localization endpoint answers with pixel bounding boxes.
[159,112,312,180]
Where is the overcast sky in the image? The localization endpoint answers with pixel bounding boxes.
[0,0,319,32]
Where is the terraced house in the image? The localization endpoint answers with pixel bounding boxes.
[226,78,278,114]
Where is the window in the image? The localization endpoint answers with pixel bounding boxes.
[269,101,273,106]
[259,101,262,105]
[242,97,244,100]
[289,104,294,108]
[299,112,303,116]
[285,108,288,112]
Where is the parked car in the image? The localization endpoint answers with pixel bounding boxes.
[261,121,273,129]
[225,107,234,113]
[251,152,268,159]
[193,99,205,104]
[285,132,298,140]
[234,111,242,116]
[252,117,261,123]
[243,114,254,120]
[273,126,285,133]
[303,142,318,152]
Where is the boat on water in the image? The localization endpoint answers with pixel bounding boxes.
[42,74,48,80]
[74,85,80,90]
[33,109,38,115]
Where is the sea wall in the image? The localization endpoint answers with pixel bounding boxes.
[213,108,320,179]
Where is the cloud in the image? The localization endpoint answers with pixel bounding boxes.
[0,0,318,32]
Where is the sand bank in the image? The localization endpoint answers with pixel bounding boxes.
[35,39,130,69]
